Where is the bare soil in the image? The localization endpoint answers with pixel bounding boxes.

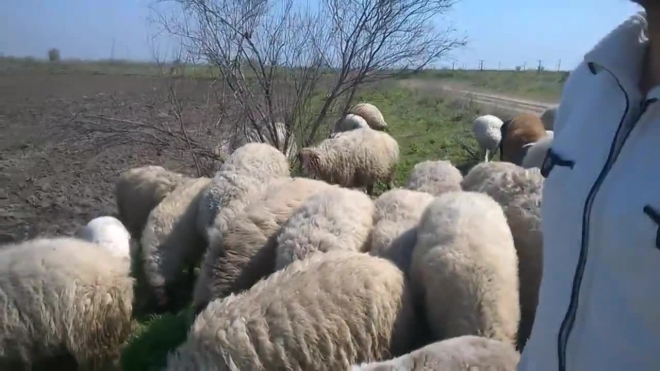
[0,73,225,242]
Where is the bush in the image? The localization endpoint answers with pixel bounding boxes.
[48,48,60,62]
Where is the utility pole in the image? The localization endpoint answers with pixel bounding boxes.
[498,61,501,70]
[452,62,455,70]
[110,38,116,60]
[557,59,562,72]
[478,60,484,71]
[537,59,542,73]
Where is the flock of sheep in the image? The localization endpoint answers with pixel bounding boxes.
[0,101,558,370]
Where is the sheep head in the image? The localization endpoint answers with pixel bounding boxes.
[299,148,321,177]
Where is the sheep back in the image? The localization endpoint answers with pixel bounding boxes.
[369,189,435,276]
[499,113,547,165]
[405,160,463,197]
[349,102,387,130]
[0,238,133,368]
[351,335,520,371]
[300,128,399,190]
[411,191,520,344]
[168,251,419,371]
[333,113,370,134]
[275,186,375,269]
[192,177,334,312]
[115,165,186,239]
[141,176,212,305]
[75,215,132,260]
[472,114,504,153]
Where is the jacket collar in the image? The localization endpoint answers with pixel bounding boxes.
[584,12,648,96]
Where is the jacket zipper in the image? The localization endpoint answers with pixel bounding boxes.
[556,67,634,371]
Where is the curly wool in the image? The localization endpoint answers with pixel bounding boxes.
[405,160,463,197]
[168,251,419,371]
[368,189,435,276]
[192,177,334,312]
[349,102,388,130]
[300,128,399,194]
[540,106,557,130]
[351,335,520,371]
[411,191,520,345]
[499,113,548,165]
[461,161,544,350]
[275,186,375,270]
[75,216,132,260]
[141,177,212,306]
[198,143,290,240]
[115,165,186,239]
[521,132,554,169]
[472,114,504,162]
[0,238,134,369]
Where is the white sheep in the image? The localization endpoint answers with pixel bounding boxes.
[275,186,375,270]
[115,165,186,239]
[192,177,334,312]
[411,191,520,345]
[472,114,504,162]
[351,335,520,371]
[540,106,557,130]
[405,160,463,197]
[141,176,212,307]
[168,251,419,371]
[198,142,290,241]
[74,215,132,260]
[349,102,388,130]
[331,113,370,137]
[461,161,544,350]
[522,132,554,169]
[221,121,298,160]
[368,189,435,276]
[299,127,400,195]
[0,237,133,369]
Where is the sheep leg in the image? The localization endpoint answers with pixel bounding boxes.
[484,149,490,163]
[366,183,374,196]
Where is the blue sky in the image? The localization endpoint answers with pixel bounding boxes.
[0,0,643,70]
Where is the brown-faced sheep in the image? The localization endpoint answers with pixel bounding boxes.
[275,186,375,270]
[167,251,419,371]
[351,335,520,371]
[192,177,334,313]
[411,191,520,345]
[349,102,388,130]
[461,161,544,350]
[198,142,290,242]
[0,238,133,370]
[115,165,186,239]
[368,189,435,276]
[299,128,399,195]
[499,113,548,165]
[141,176,212,308]
[405,160,463,197]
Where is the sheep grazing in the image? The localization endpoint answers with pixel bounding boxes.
[499,113,548,165]
[192,177,334,313]
[405,160,463,197]
[198,142,290,241]
[75,215,132,259]
[351,335,520,371]
[349,102,388,130]
[168,251,419,371]
[332,113,370,136]
[522,132,554,169]
[368,189,435,276]
[141,176,212,307]
[411,191,520,345]
[540,106,557,130]
[472,114,504,162]
[115,165,186,239]
[299,128,400,195]
[461,161,544,350]
[275,186,375,270]
[0,238,133,369]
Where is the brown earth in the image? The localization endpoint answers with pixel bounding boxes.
[0,72,227,242]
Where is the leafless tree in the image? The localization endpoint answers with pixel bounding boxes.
[149,0,465,163]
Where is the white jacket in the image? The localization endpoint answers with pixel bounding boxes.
[518,12,660,371]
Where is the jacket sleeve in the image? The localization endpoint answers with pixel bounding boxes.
[553,61,590,135]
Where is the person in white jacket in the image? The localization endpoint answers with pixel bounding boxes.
[518,5,660,371]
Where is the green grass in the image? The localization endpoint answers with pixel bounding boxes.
[115,80,486,370]
[416,69,568,102]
